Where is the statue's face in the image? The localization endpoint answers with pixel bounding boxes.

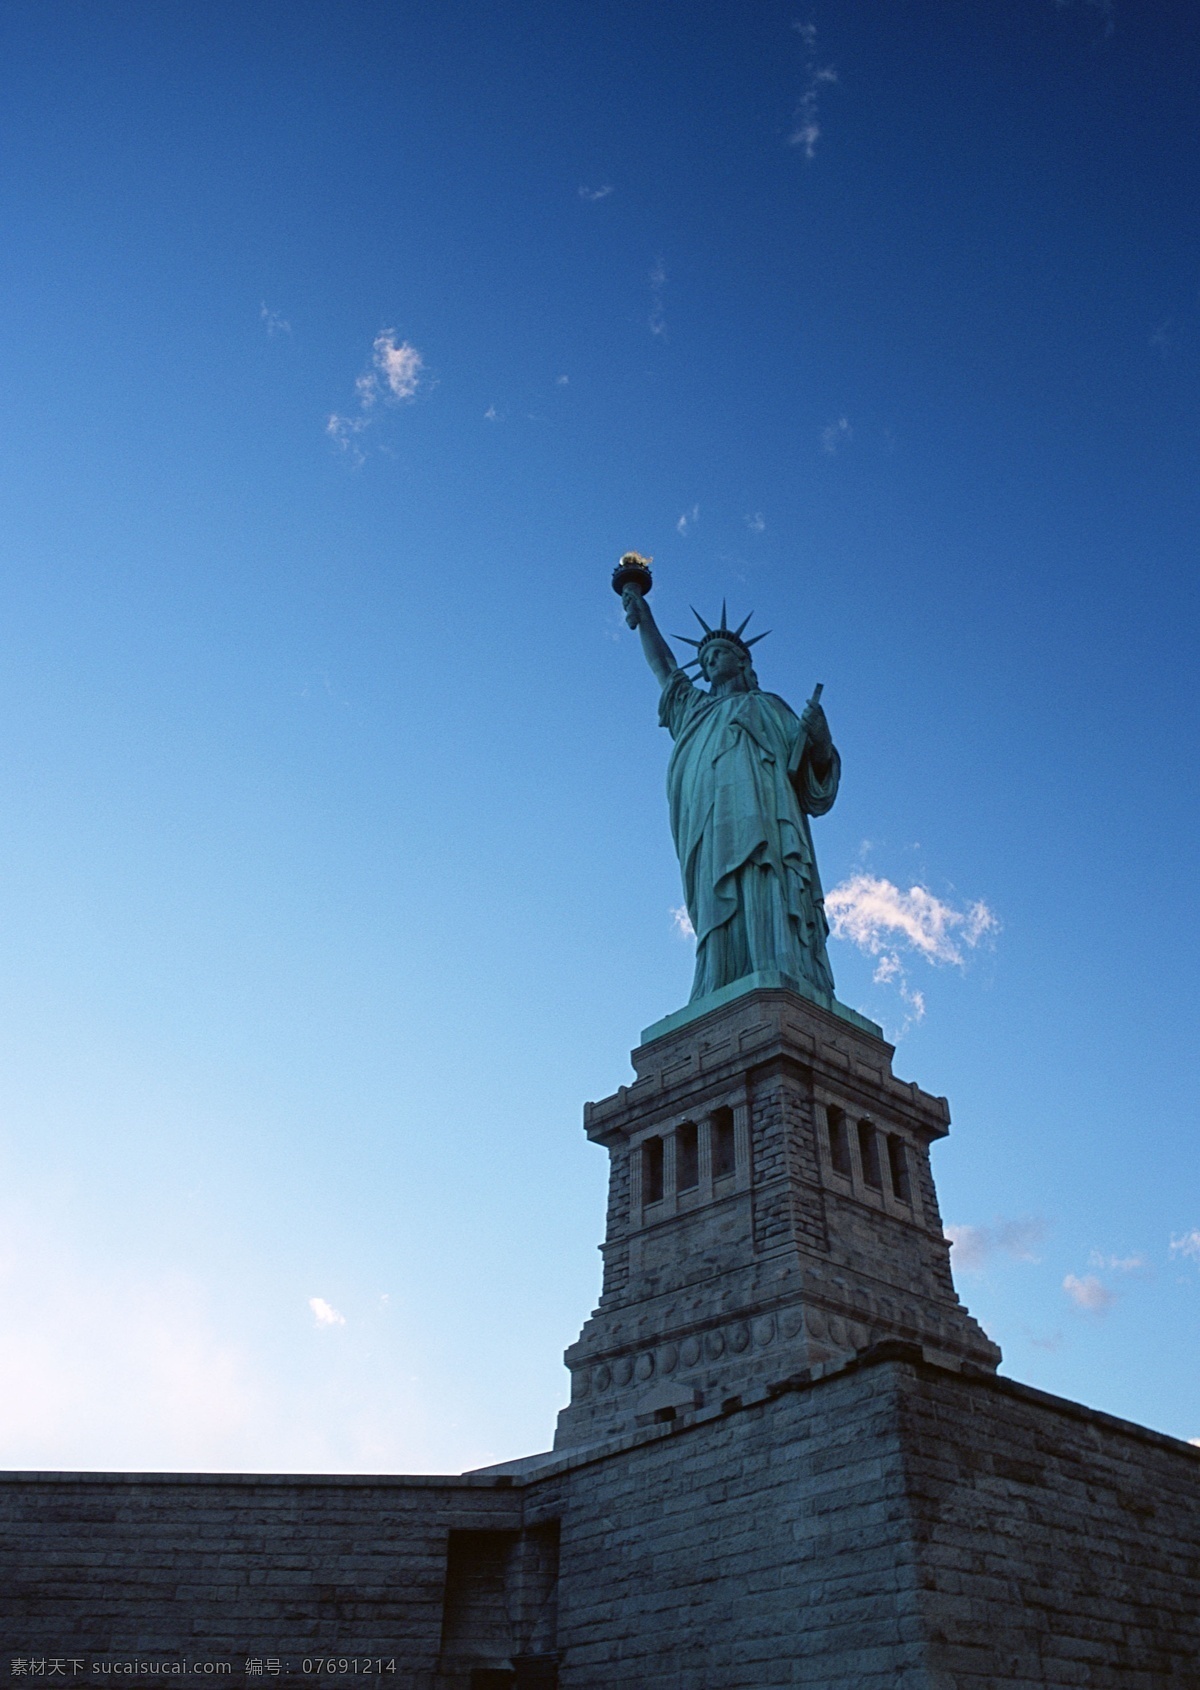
[702,640,743,685]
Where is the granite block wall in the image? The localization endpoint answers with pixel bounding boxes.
[534,1347,1200,1688]
[4,1349,1199,1687]
[540,1359,932,1689]
[0,1471,522,1683]
[895,1361,1200,1686]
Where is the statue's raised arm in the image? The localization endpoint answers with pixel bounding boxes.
[622,582,677,687]
[615,555,840,1009]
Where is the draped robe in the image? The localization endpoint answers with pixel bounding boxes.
[659,668,840,1003]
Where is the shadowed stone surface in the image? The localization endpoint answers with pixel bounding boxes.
[3,1349,1199,1687]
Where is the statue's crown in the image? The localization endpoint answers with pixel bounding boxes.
[676,602,770,668]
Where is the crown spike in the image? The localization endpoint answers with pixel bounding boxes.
[683,604,769,665]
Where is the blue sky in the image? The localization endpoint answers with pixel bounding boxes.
[0,0,1196,1470]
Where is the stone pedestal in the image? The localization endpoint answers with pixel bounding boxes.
[555,983,998,1449]
[8,981,1200,1683]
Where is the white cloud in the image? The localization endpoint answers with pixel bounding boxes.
[827,875,998,967]
[1170,1229,1200,1263]
[867,950,926,1019]
[578,183,613,201]
[326,413,371,458]
[946,1217,1047,1273]
[944,1224,986,1270]
[821,415,853,454]
[676,504,700,536]
[328,329,424,456]
[745,512,766,533]
[670,905,695,940]
[649,259,667,337]
[827,873,997,1027]
[788,22,838,159]
[1088,1250,1146,1273]
[484,405,499,421]
[260,303,291,336]
[373,331,422,400]
[556,374,569,386]
[1064,1272,1117,1313]
[309,1296,345,1328]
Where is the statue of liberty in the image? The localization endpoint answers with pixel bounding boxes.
[617,558,839,1006]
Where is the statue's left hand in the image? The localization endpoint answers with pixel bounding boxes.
[801,700,833,757]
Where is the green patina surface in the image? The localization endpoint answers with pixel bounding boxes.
[621,578,853,1019]
[639,968,883,1046]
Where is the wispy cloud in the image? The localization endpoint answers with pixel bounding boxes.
[946,1217,1047,1273]
[676,504,699,536]
[827,876,998,964]
[1061,1247,1146,1314]
[326,417,369,457]
[556,374,569,386]
[328,329,425,458]
[789,22,838,159]
[308,1296,346,1328]
[484,404,499,422]
[373,332,423,400]
[578,183,613,202]
[1064,1272,1117,1312]
[671,904,695,940]
[1028,1329,1065,1352]
[826,873,999,1020]
[821,416,852,454]
[1088,1250,1146,1274]
[1170,1229,1200,1263]
[865,953,932,1014]
[260,303,291,336]
[745,512,766,534]
[649,259,667,337]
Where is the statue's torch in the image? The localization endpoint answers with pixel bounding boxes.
[611,552,654,601]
